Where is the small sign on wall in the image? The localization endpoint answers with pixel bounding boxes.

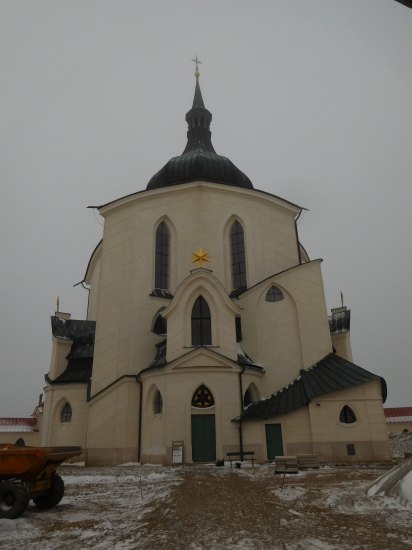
[172,440,184,465]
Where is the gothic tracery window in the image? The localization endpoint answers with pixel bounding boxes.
[230,221,247,290]
[191,296,211,346]
[192,385,215,408]
[339,405,357,424]
[155,222,170,290]
[60,402,72,423]
[265,286,284,302]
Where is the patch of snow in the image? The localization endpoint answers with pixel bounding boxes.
[63,475,122,485]
[367,459,412,508]
[367,468,395,497]
[400,470,412,505]
[389,432,412,458]
[273,486,306,501]
[0,426,33,432]
[298,539,345,550]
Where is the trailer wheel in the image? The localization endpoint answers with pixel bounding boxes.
[33,473,65,509]
[0,481,30,519]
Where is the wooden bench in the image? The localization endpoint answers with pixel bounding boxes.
[226,451,255,468]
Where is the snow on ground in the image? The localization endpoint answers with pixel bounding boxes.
[0,465,181,549]
[0,463,411,549]
[368,458,412,506]
[401,470,412,504]
[389,432,412,458]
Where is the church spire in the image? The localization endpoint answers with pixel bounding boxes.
[191,55,205,109]
[184,57,215,154]
[146,58,253,191]
[192,75,205,109]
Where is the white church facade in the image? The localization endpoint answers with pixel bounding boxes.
[37,72,390,465]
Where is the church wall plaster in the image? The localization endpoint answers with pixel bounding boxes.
[48,337,72,381]
[40,385,88,457]
[86,378,140,465]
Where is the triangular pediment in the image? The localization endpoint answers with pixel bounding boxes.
[169,347,236,371]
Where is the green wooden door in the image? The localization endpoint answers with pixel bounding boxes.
[191,415,216,462]
[265,423,283,460]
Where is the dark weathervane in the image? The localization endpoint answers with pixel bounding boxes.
[192,55,202,77]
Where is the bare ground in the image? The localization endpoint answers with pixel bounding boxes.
[0,464,411,549]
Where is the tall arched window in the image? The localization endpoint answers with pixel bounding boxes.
[191,296,211,346]
[230,221,247,290]
[60,402,72,423]
[155,222,170,290]
[154,390,163,414]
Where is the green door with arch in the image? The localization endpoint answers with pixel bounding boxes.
[191,415,216,462]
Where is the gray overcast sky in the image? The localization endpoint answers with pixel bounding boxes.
[0,0,411,416]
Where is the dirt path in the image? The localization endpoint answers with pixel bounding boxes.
[0,464,411,549]
[136,466,412,549]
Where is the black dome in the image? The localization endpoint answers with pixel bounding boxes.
[147,148,253,190]
[146,76,253,191]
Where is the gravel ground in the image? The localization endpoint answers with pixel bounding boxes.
[0,463,411,549]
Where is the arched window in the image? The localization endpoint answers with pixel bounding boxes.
[243,383,260,408]
[192,385,215,408]
[230,221,247,290]
[266,286,284,302]
[191,296,211,346]
[244,389,252,407]
[155,222,170,290]
[153,314,167,335]
[154,390,163,414]
[339,405,357,424]
[60,402,72,423]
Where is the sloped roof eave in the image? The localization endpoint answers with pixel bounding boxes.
[89,182,305,215]
[143,345,264,374]
[231,259,323,299]
[235,353,386,422]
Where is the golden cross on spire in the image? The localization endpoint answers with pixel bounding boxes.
[192,55,202,77]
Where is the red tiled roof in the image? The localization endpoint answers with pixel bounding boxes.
[384,407,412,418]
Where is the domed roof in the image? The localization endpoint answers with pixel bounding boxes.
[146,75,253,191]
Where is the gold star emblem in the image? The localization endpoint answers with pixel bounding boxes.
[192,248,210,267]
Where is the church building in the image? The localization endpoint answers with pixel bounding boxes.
[38,68,391,465]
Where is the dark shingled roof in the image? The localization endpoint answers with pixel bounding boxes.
[149,339,167,369]
[237,353,387,421]
[146,76,253,191]
[51,317,96,340]
[48,358,93,384]
[47,317,96,385]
